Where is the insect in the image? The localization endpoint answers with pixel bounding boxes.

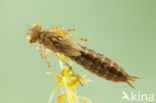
[26,23,138,88]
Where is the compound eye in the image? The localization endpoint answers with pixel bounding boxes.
[27,34,32,43]
[32,23,42,32]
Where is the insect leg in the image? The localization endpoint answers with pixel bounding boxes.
[46,25,61,31]
[58,27,75,35]
[54,53,83,86]
[39,44,43,58]
[64,28,75,32]
[70,37,88,46]
[43,46,50,67]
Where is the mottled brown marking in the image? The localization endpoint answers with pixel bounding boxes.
[69,46,138,88]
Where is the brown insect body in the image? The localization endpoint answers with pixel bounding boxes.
[69,47,138,87]
[27,23,138,88]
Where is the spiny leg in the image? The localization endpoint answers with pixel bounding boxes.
[43,46,50,67]
[47,26,75,36]
[57,28,75,36]
[61,27,75,33]
[64,28,75,32]
[39,44,44,58]
[46,27,75,38]
[46,25,61,31]
[70,37,88,46]
[54,53,83,86]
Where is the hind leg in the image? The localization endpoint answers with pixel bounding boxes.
[70,37,88,46]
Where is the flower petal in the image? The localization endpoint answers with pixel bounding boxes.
[47,72,62,82]
[48,84,62,103]
[55,93,67,103]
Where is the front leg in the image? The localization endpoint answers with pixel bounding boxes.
[43,46,51,67]
[39,44,43,58]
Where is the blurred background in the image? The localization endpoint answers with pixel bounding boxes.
[0,0,156,103]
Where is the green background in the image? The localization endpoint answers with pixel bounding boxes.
[0,0,156,103]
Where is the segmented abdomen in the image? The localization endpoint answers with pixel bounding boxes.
[69,46,138,88]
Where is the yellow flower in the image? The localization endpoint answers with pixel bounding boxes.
[47,62,92,103]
